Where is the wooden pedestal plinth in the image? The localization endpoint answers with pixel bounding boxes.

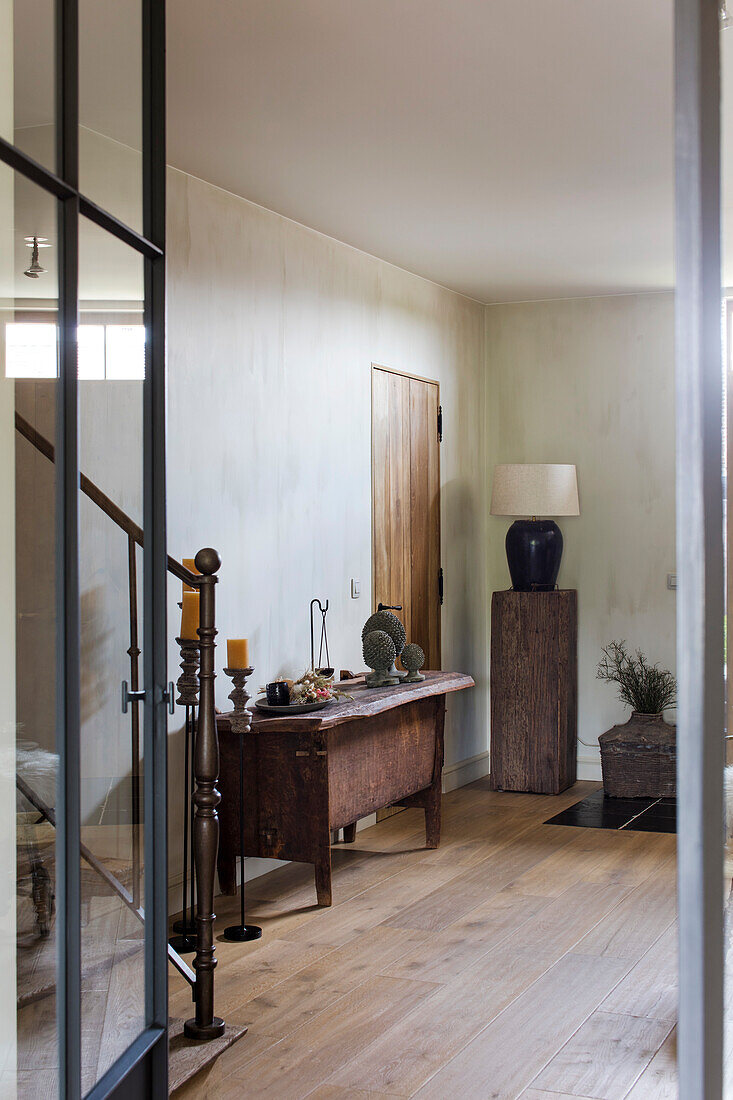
[490,589,577,795]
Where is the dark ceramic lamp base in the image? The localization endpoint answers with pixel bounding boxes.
[505,518,563,591]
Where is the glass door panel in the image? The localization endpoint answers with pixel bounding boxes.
[79,0,143,232]
[1,0,166,1091]
[1,162,60,1099]
[78,216,146,1091]
[4,0,57,173]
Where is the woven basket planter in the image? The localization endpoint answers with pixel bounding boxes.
[598,712,676,799]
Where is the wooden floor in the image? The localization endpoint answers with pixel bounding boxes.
[16,839,144,1097]
[171,778,679,1100]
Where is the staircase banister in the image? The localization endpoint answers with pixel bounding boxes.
[15,411,199,587]
[16,410,224,1035]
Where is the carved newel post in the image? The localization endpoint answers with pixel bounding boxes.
[169,637,200,952]
[185,547,225,1039]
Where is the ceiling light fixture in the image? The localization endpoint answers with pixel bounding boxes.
[23,235,50,279]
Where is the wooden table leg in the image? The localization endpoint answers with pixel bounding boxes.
[217,849,237,896]
[425,693,445,849]
[343,822,357,843]
[314,846,332,906]
[424,786,441,849]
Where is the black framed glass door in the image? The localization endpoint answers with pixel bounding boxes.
[0,0,168,1096]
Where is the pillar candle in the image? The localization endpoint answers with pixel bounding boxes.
[180,591,200,639]
[227,638,250,668]
[182,557,200,593]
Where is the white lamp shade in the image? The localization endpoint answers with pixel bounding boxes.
[490,463,579,517]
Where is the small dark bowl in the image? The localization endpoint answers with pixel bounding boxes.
[266,681,290,706]
[316,667,335,678]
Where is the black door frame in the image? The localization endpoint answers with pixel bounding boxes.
[0,0,168,1096]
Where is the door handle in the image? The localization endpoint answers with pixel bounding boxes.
[377,602,403,612]
[121,681,146,714]
[162,682,176,715]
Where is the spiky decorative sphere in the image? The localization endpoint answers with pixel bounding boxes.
[401,643,425,673]
[361,611,406,656]
[362,629,397,672]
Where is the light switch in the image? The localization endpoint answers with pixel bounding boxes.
[667,573,677,590]
[350,578,361,599]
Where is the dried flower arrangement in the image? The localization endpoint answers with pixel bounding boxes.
[259,669,351,707]
[596,641,677,715]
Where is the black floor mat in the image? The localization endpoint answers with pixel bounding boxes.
[545,788,676,833]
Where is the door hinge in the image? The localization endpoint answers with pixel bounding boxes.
[438,567,444,605]
[437,405,443,443]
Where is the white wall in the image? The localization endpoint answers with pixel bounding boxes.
[484,292,676,776]
[166,169,489,888]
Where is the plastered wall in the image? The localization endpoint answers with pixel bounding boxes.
[166,169,489,888]
[484,292,676,774]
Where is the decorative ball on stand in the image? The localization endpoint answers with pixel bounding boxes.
[362,630,400,687]
[401,643,425,683]
[362,611,407,679]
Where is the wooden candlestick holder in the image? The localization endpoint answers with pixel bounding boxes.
[222,666,262,943]
[225,666,254,731]
[177,637,201,707]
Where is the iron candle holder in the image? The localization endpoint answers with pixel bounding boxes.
[222,666,262,943]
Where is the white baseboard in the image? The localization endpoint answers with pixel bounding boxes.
[442,750,490,793]
[577,753,602,781]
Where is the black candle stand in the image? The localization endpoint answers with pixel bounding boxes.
[222,666,262,943]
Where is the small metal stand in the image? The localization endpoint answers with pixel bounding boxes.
[169,637,200,954]
[222,667,262,943]
[310,597,332,674]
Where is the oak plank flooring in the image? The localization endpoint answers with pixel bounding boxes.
[383,886,551,985]
[220,976,438,1099]
[530,1010,672,1099]
[309,1088,402,1099]
[385,826,574,931]
[600,923,677,1024]
[279,861,461,947]
[232,928,428,1036]
[412,953,631,1098]
[95,914,146,1082]
[521,1092,596,1100]
[625,1030,678,1100]
[574,861,677,961]
[170,937,336,1021]
[181,779,679,1099]
[327,946,561,1096]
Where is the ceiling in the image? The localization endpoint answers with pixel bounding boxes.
[17,1,733,303]
[166,0,678,303]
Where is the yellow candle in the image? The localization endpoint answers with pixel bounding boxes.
[180,591,200,639]
[227,638,250,668]
[182,557,200,593]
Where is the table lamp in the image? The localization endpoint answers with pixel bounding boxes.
[490,463,579,591]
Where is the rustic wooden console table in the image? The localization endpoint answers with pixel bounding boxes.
[216,670,474,906]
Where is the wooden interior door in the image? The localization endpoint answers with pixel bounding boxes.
[371,365,441,669]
